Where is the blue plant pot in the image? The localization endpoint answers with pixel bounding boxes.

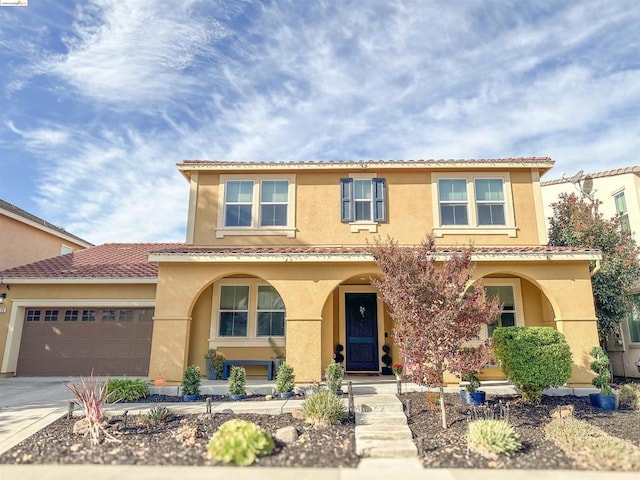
[182,394,198,402]
[460,390,486,405]
[229,394,246,401]
[589,393,619,410]
[278,391,295,399]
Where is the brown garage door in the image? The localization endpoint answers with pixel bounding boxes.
[17,307,154,376]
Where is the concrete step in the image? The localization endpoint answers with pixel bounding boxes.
[355,411,408,425]
[357,439,418,458]
[356,428,414,441]
[354,394,404,413]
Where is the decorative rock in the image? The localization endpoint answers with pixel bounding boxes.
[265,395,273,401]
[72,418,91,436]
[275,426,299,444]
[550,405,574,419]
[291,408,305,420]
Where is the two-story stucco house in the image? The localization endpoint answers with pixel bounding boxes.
[0,199,92,271]
[0,158,601,387]
[541,166,640,378]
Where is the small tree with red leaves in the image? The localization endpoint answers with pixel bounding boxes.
[369,236,501,429]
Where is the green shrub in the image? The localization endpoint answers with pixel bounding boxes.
[181,365,201,396]
[467,419,521,459]
[589,346,613,395]
[325,361,344,393]
[302,389,346,426]
[492,327,572,404]
[207,419,275,465]
[140,405,172,426]
[619,383,640,410]
[276,362,295,394]
[228,366,246,396]
[545,417,640,471]
[106,378,149,402]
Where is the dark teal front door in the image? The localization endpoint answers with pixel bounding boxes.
[345,293,379,371]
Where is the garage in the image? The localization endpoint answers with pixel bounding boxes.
[16,307,154,376]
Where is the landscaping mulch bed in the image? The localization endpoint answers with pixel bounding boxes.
[0,408,358,468]
[400,392,640,470]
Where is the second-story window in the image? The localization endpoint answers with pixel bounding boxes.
[340,177,387,223]
[614,191,630,232]
[475,179,505,225]
[224,180,254,227]
[260,180,289,227]
[438,179,468,225]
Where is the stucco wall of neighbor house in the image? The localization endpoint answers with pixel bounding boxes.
[0,215,88,271]
[189,169,545,247]
[0,283,157,375]
[148,257,599,386]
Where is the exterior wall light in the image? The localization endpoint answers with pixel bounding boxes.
[0,293,6,304]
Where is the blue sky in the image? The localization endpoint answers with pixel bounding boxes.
[1,1,639,244]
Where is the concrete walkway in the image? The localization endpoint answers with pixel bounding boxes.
[0,377,630,480]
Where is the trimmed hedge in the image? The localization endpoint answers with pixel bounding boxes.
[492,326,572,404]
[106,378,149,402]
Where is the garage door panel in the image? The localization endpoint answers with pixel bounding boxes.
[17,308,154,376]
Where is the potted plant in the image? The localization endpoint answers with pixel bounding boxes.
[268,337,285,373]
[325,361,344,395]
[276,362,295,398]
[181,364,201,401]
[391,364,403,380]
[459,372,486,405]
[589,346,618,410]
[228,366,247,400]
[204,348,225,380]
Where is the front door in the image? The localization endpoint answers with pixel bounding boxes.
[345,293,379,371]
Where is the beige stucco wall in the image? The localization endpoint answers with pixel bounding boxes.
[0,214,89,271]
[189,168,545,247]
[147,256,599,387]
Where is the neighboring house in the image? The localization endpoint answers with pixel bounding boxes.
[0,199,92,271]
[0,158,601,388]
[541,166,640,378]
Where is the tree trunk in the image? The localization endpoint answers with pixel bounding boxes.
[439,385,447,429]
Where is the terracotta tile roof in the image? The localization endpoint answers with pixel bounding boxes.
[0,243,181,280]
[0,243,599,281]
[0,198,93,247]
[179,157,553,168]
[541,166,640,186]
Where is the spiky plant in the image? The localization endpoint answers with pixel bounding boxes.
[467,419,521,459]
[302,389,346,427]
[66,374,118,444]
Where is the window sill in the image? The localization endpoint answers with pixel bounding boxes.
[210,338,285,348]
[432,226,518,238]
[215,228,296,238]
[349,222,378,233]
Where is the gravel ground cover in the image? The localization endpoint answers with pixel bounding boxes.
[0,407,358,468]
[400,391,640,470]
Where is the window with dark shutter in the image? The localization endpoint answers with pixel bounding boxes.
[340,178,355,222]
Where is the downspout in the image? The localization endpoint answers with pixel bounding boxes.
[590,259,601,277]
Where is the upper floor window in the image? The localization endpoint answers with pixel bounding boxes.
[613,191,631,233]
[61,245,73,255]
[340,176,386,231]
[217,174,296,238]
[432,173,516,237]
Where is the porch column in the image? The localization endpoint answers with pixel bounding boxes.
[286,317,323,383]
[148,315,191,383]
[554,317,600,387]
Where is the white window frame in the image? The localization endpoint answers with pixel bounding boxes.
[432,172,517,237]
[211,279,286,347]
[613,190,631,233]
[216,174,296,238]
[348,172,379,232]
[626,292,640,345]
[61,245,73,255]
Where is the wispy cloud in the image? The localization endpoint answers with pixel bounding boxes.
[1,0,639,242]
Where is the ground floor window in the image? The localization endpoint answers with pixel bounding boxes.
[628,293,640,343]
[214,280,286,342]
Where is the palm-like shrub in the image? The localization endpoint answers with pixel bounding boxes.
[67,375,114,444]
[207,419,274,465]
[302,389,346,426]
[467,419,521,459]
